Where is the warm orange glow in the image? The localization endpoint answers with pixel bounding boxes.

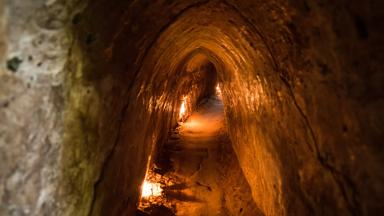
[216,84,222,98]
[182,119,201,128]
[179,96,187,119]
[141,180,162,198]
[139,170,176,211]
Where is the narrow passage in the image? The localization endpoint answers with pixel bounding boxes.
[140,96,262,216]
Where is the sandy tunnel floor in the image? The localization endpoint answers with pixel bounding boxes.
[141,96,263,216]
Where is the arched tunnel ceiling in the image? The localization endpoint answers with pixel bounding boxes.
[134,3,284,214]
[0,0,383,215]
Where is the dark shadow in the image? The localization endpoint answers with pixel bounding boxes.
[139,205,175,216]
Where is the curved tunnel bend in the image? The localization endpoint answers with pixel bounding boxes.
[1,0,383,216]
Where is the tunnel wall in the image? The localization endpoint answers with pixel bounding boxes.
[0,0,383,215]
[218,1,384,215]
[0,0,84,215]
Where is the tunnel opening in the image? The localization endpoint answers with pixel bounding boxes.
[151,52,219,174]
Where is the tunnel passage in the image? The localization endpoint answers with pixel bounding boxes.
[139,92,262,215]
[1,0,383,215]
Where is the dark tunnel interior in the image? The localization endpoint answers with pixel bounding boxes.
[0,0,383,215]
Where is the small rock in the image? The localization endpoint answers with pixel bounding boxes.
[7,57,23,72]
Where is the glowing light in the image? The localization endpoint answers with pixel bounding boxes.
[179,96,187,119]
[141,180,162,198]
[216,84,222,98]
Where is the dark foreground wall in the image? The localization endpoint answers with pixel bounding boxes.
[0,0,383,215]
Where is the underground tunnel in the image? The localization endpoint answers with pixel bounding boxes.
[0,0,384,215]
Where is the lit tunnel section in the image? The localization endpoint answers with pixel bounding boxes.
[137,76,239,215]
